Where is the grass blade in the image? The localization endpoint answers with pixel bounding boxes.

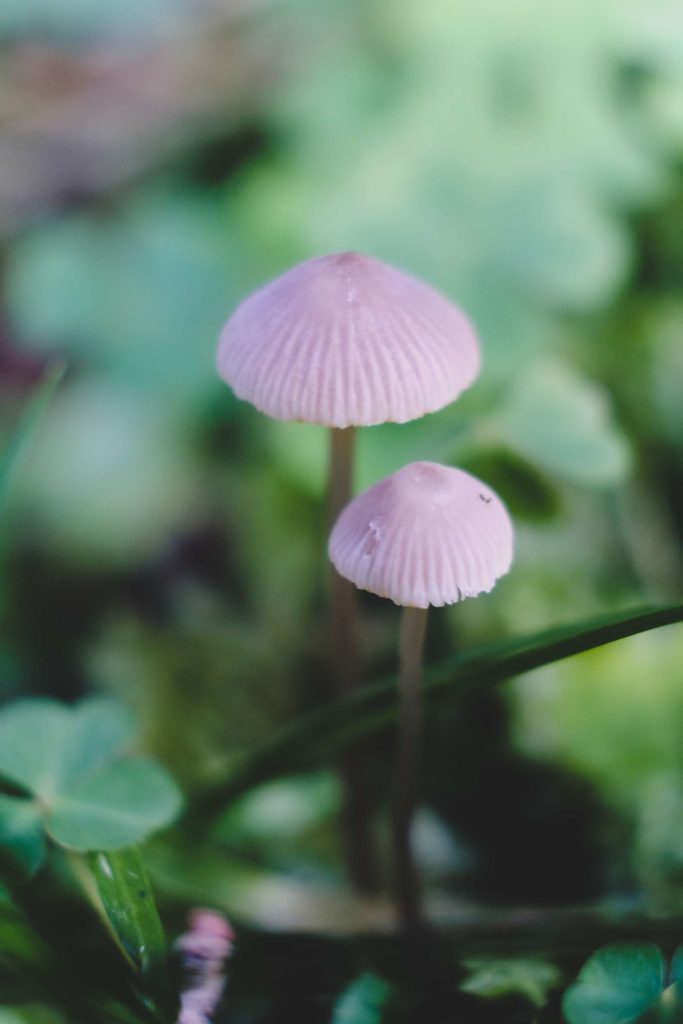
[86,849,176,1022]
[193,603,683,820]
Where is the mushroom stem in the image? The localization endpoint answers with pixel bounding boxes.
[328,427,379,896]
[328,426,355,524]
[392,605,429,929]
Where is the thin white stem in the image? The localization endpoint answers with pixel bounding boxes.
[392,605,429,929]
[327,426,379,895]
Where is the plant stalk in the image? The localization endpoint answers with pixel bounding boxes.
[392,605,429,929]
[328,426,379,896]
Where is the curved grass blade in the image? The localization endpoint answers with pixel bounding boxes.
[86,849,176,1022]
[193,603,683,820]
[1,868,159,1024]
[0,363,65,517]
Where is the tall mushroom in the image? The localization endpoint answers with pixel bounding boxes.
[329,461,513,927]
[217,253,480,893]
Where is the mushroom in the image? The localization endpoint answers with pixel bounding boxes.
[216,251,480,435]
[328,461,513,926]
[217,253,480,894]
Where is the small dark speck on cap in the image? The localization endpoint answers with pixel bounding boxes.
[479,494,492,504]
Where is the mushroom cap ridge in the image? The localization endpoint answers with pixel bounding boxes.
[328,461,513,608]
[217,252,480,428]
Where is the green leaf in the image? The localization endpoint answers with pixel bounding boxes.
[496,185,630,311]
[671,947,683,990]
[194,603,683,819]
[331,973,391,1024]
[459,449,561,522]
[494,359,632,487]
[0,798,45,875]
[461,957,560,1007]
[7,190,240,407]
[87,848,175,1018]
[58,698,136,790]
[0,700,72,799]
[0,365,64,518]
[47,758,182,851]
[0,698,181,857]
[13,379,199,566]
[668,949,683,1021]
[0,1011,26,1024]
[0,1008,61,1024]
[562,945,667,1024]
[0,698,134,800]
[220,772,340,844]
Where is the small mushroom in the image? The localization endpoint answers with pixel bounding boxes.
[176,909,234,1024]
[216,251,480,431]
[329,461,513,607]
[328,461,513,926]
[217,253,480,896]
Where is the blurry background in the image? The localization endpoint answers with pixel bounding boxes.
[2,0,683,928]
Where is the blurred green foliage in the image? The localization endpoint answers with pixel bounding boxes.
[0,0,187,39]
[0,366,64,519]
[330,973,391,1024]
[563,944,683,1024]
[460,956,561,1008]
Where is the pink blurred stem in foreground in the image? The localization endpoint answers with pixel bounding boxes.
[175,909,234,1024]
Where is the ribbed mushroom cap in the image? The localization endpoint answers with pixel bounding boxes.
[216,252,480,428]
[328,462,513,608]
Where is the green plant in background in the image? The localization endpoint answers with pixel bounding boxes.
[330,973,391,1024]
[564,945,683,1024]
[0,1011,63,1024]
[0,365,64,519]
[461,956,561,1009]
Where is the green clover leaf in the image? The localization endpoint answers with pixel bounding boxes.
[331,973,391,1024]
[461,957,561,1008]
[563,944,683,1024]
[0,698,182,872]
[0,796,45,875]
[494,358,632,488]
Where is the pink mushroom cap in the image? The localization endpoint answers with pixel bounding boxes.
[328,462,513,608]
[186,909,234,941]
[216,252,480,428]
